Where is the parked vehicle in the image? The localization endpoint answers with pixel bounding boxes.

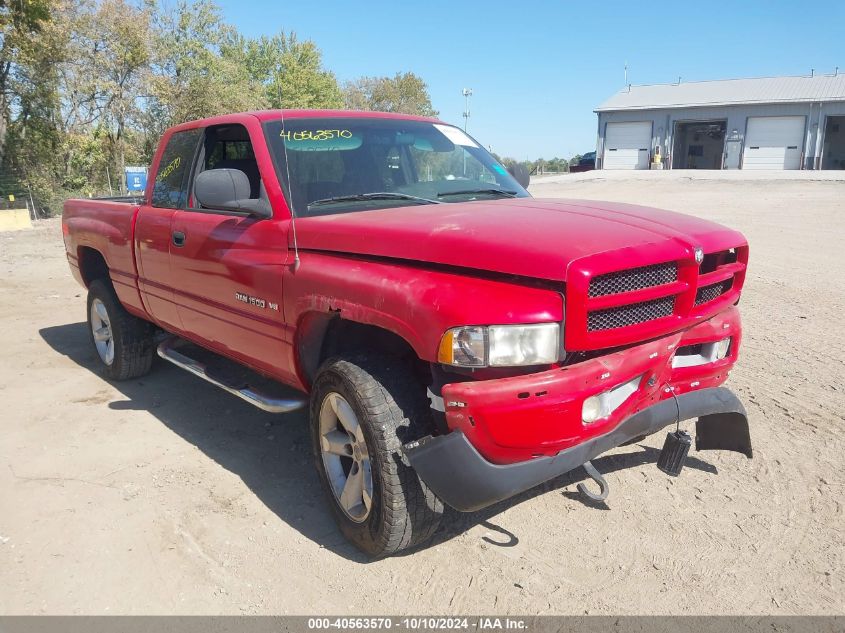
[569,151,596,172]
[63,110,751,557]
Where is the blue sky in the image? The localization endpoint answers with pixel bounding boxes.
[217,0,844,159]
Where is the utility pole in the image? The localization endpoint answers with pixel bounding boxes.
[462,88,473,131]
[461,88,473,176]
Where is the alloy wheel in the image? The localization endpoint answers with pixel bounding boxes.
[318,392,374,522]
[90,298,114,366]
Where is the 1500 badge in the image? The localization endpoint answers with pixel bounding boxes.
[235,292,279,311]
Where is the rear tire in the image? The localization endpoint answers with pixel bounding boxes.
[310,355,443,557]
[87,279,155,381]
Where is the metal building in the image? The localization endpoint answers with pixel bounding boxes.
[595,73,845,170]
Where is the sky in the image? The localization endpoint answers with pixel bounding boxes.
[216,0,844,160]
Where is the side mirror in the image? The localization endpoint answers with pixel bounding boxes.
[194,169,271,218]
[507,163,531,189]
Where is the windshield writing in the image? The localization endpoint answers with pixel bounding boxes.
[263,117,529,216]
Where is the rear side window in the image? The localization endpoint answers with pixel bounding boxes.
[206,140,256,168]
[151,129,200,208]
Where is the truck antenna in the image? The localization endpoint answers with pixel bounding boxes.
[277,75,301,271]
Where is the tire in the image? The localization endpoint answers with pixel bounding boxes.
[86,279,155,381]
[310,355,443,557]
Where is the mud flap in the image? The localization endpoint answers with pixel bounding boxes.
[696,411,753,458]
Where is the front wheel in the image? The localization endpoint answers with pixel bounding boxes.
[311,356,443,557]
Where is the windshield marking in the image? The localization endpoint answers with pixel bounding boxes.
[280,129,353,141]
[433,124,478,147]
[263,117,529,216]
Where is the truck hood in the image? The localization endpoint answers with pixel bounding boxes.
[293,198,746,282]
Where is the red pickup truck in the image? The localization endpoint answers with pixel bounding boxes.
[62,109,751,556]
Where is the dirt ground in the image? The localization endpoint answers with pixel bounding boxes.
[1,174,843,615]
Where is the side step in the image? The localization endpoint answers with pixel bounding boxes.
[156,337,307,414]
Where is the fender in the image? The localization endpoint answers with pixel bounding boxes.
[283,249,565,368]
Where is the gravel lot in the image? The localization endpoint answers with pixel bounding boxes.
[1,173,843,615]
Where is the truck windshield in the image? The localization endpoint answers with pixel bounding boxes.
[263,117,529,216]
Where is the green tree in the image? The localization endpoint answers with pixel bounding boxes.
[343,76,377,111]
[544,157,569,173]
[3,0,72,210]
[67,0,151,189]
[0,0,53,166]
[1,0,439,213]
[240,32,342,109]
[343,72,437,116]
[146,0,265,129]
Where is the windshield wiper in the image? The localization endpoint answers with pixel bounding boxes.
[437,188,517,199]
[308,192,442,207]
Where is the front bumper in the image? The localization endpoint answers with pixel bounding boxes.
[436,306,742,464]
[405,386,751,512]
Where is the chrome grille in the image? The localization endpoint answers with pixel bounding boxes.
[587,296,675,331]
[695,279,733,306]
[589,262,678,297]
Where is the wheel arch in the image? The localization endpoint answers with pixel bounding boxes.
[295,310,425,388]
[77,246,111,289]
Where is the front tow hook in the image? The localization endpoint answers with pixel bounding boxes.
[577,460,610,502]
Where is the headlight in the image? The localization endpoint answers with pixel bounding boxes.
[438,323,560,367]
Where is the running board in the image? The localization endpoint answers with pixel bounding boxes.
[156,337,307,414]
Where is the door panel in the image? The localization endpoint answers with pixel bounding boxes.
[743,116,805,170]
[135,207,183,329]
[136,127,201,329]
[169,211,294,382]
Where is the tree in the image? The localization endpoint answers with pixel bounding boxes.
[0,0,53,165]
[66,0,151,189]
[544,157,569,173]
[343,76,377,111]
[343,72,437,116]
[3,0,72,210]
[1,0,439,213]
[146,0,266,129]
[240,32,342,109]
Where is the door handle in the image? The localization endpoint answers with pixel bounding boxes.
[172,231,186,247]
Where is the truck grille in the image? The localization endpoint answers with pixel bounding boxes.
[587,296,675,331]
[567,244,747,350]
[589,262,677,297]
[695,279,733,306]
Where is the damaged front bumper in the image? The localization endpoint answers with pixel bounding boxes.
[404,386,751,512]
[404,307,751,512]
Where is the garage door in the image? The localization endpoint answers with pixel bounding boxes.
[743,116,805,170]
[603,122,651,169]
